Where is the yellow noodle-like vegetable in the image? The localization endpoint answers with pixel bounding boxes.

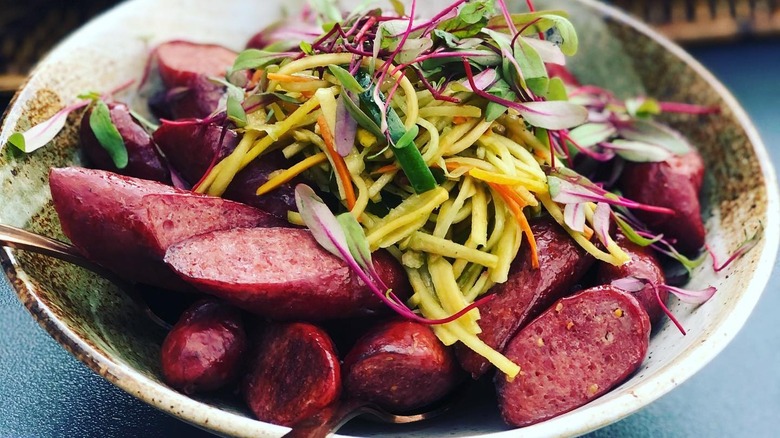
[408,232,499,269]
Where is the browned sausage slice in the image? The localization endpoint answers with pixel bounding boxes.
[80,102,170,183]
[342,319,462,412]
[455,217,594,379]
[163,227,411,320]
[153,120,298,218]
[597,234,668,325]
[153,41,237,119]
[155,41,237,89]
[153,120,238,185]
[161,299,247,394]
[243,322,341,426]
[496,285,651,427]
[49,167,281,290]
[620,150,705,254]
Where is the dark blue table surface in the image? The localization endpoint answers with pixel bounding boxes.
[2,40,779,438]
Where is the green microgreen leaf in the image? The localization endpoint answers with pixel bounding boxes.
[568,122,616,148]
[484,78,515,122]
[486,10,570,33]
[545,77,568,101]
[226,94,247,128]
[614,215,662,247]
[300,41,314,55]
[518,101,588,130]
[341,90,385,139]
[89,100,128,169]
[327,64,366,93]
[608,139,672,162]
[513,36,549,96]
[389,0,405,16]
[337,212,373,270]
[8,99,91,153]
[625,96,661,118]
[537,14,579,56]
[437,0,494,38]
[230,49,289,74]
[618,119,691,155]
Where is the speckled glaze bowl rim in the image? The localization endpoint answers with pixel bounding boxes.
[1,0,778,437]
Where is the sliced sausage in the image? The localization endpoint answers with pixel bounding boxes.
[342,319,462,412]
[620,150,705,254]
[49,167,280,290]
[597,234,668,326]
[223,153,300,218]
[163,227,411,320]
[455,217,594,379]
[80,102,170,184]
[153,119,298,218]
[153,41,237,119]
[243,322,341,426]
[161,299,247,394]
[155,40,237,89]
[496,285,651,427]
[153,120,238,185]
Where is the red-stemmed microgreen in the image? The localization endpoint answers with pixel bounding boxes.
[611,276,716,335]
[295,184,492,324]
[334,93,358,156]
[706,224,763,272]
[8,79,134,154]
[547,173,675,215]
[461,59,587,130]
[7,100,91,153]
[592,202,612,247]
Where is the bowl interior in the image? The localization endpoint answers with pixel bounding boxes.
[0,0,776,437]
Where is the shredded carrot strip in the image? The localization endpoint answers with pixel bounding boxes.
[453,116,468,125]
[256,152,327,195]
[317,116,356,210]
[489,182,539,269]
[266,72,317,83]
[371,163,399,174]
[247,69,264,89]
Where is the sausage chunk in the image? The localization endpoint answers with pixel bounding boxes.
[342,319,462,412]
[153,120,298,218]
[80,102,170,184]
[243,323,341,426]
[161,299,247,394]
[164,227,411,320]
[153,41,237,119]
[455,217,594,378]
[496,285,651,427]
[49,167,281,291]
[153,120,238,185]
[620,150,706,254]
[597,234,668,326]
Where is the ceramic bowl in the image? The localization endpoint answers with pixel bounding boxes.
[0,0,777,436]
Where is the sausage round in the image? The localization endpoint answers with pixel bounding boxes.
[455,217,594,379]
[153,41,237,119]
[243,322,341,426]
[620,150,706,254]
[164,227,412,320]
[496,285,651,427]
[597,234,668,326]
[160,299,247,394]
[342,319,462,412]
[80,102,170,184]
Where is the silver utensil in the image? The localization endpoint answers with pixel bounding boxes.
[0,223,172,329]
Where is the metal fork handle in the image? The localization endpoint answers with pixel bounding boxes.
[0,223,172,330]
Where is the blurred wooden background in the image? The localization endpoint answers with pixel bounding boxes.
[1,0,779,105]
[610,0,780,42]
